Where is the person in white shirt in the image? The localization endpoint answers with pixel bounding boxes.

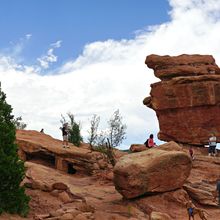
[209,133,217,156]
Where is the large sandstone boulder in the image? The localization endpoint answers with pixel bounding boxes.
[113,142,192,199]
[144,54,220,145]
[145,54,220,80]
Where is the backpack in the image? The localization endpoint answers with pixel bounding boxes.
[144,139,149,148]
[188,207,194,216]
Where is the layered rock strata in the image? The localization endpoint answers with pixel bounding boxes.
[144,54,220,145]
[16,130,108,175]
[113,142,192,199]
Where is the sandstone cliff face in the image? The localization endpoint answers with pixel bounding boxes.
[144,54,220,145]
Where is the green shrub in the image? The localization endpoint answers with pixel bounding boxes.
[0,84,30,216]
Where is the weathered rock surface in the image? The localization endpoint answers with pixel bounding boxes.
[2,136,220,220]
[150,211,171,220]
[16,130,109,175]
[21,161,148,220]
[144,54,220,145]
[145,54,220,80]
[130,144,147,152]
[113,142,192,199]
[182,148,220,206]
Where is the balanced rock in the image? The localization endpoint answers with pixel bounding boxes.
[144,54,220,145]
[145,54,220,80]
[113,142,192,199]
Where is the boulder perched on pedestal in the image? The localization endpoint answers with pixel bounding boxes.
[144,54,220,145]
[113,142,192,199]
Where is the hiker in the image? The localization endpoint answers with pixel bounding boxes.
[208,133,217,156]
[60,123,69,148]
[189,146,194,160]
[144,134,157,148]
[40,128,44,133]
[186,201,195,220]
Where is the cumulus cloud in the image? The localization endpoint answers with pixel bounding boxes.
[37,40,62,69]
[1,0,220,149]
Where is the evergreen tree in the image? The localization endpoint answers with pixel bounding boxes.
[0,84,29,216]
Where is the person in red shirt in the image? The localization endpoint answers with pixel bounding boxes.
[147,134,157,148]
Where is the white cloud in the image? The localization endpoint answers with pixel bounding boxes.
[51,40,62,48]
[1,0,220,149]
[37,40,62,69]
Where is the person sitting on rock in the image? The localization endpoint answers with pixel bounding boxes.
[145,134,157,148]
[208,133,217,156]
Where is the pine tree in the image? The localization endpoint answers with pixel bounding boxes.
[0,84,30,216]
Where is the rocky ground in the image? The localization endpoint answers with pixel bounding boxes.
[1,131,220,220]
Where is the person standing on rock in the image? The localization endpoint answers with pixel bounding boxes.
[60,123,69,148]
[208,133,217,156]
[186,201,195,220]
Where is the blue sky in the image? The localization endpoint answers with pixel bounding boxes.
[1,0,220,149]
[0,0,170,70]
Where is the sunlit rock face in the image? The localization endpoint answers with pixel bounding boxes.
[113,142,192,199]
[144,54,220,145]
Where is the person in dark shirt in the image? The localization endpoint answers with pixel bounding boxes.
[61,123,69,148]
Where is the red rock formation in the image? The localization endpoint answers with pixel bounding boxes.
[3,132,220,220]
[129,144,147,152]
[144,54,220,145]
[113,142,192,199]
[16,130,109,175]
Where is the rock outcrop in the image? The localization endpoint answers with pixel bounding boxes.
[113,142,192,199]
[144,54,220,145]
[3,131,220,220]
[16,130,109,175]
[129,144,147,152]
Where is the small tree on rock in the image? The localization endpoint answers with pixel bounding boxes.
[60,113,83,147]
[87,114,100,149]
[13,116,27,130]
[107,109,127,148]
[0,84,30,216]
